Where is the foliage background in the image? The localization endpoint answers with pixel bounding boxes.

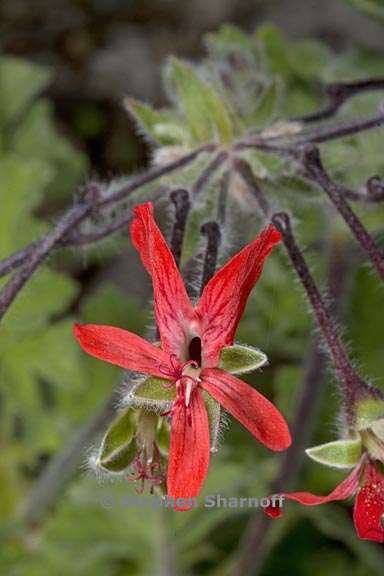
[1,1,384,575]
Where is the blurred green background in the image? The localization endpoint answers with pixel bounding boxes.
[1,1,384,575]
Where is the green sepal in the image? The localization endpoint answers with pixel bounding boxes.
[97,408,136,473]
[0,56,51,127]
[252,78,281,128]
[134,376,176,402]
[371,418,384,442]
[355,398,384,430]
[156,419,170,454]
[165,57,233,144]
[306,438,362,469]
[219,344,267,374]
[202,390,221,452]
[124,97,186,145]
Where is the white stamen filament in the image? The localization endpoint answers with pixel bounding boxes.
[185,379,193,407]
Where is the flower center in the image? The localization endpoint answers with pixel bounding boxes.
[127,444,164,494]
[161,357,202,425]
[180,362,201,407]
[188,336,202,366]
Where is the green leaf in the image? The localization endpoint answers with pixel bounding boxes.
[205,24,256,57]
[276,174,320,199]
[11,101,87,199]
[0,154,51,256]
[82,285,147,335]
[252,79,281,128]
[308,505,384,573]
[344,0,384,23]
[289,40,331,81]
[134,376,176,402]
[165,57,233,144]
[219,344,267,374]
[97,408,136,472]
[306,438,362,469]
[355,398,384,430]
[124,97,186,145]
[0,56,51,127]
[255,24,291,78]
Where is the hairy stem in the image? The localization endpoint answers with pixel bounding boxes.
[300,145,384,281]
[200,221,221,293]
[272,211,370,407]
[169,189,191,267]
[233,239,354,576]
[234,159,374,407]
[295,77,384,123]
[337,177,384,204]
[0,185,99,322]
[217,169,231,224]
[238,108,384,148]
[191,151,228,198]
[0,145,214,279]
[233,158,271,217]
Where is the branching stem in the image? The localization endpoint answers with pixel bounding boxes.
[200,222,221,292]
[299,145,384,281]
[295,77,384,123]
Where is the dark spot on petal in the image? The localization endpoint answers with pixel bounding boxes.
[188,337,202,366]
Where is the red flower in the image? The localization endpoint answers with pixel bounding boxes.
[74,202,291,502]
[266,458,384,543]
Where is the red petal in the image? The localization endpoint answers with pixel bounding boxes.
[201,368,291,451]
[354,462,384,543]
[265,461,363,518]
[167,389,210,509]
[196,224,281,366]
[73,323,174,377]
[130,202,196,357]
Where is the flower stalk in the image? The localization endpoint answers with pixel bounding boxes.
[299,145,384,281]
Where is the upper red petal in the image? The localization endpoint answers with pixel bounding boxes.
[167,389,210,509]
[130,202,196,358]
[196,224,281,366]
[201,368,291,451]
[265,460,363,518]
[354,462,384,543]
[73,323,174,378]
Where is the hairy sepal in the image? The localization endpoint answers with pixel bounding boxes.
[97,408,136,473]
[355,398,384,431]
[306,438,362,469]
[219,344,268,374]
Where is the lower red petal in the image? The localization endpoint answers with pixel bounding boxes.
[354,462,384,543]
[167,389,210,509]
[201,368,291,451]
[265,461,363,518]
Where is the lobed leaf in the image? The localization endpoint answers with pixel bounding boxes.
[165,57,233,144]
[124,97,186,145]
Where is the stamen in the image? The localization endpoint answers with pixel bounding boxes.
[127,445,165,493]
[159,355,201,424]
[185,379,194,407]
